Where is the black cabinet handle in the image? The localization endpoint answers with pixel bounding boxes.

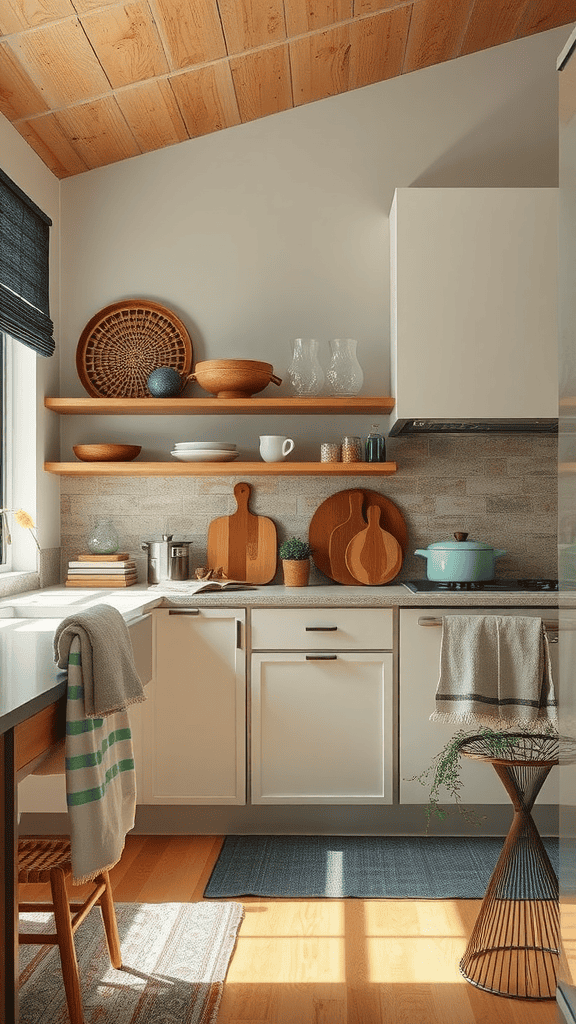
[305,625,338,631]
[306,654,337,660]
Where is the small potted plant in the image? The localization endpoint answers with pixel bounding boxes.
[279,537,313,587]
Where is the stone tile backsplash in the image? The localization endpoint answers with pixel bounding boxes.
[59,434,558,585]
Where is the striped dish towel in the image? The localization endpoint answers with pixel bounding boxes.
[65,635,137,884]
[430,614,558,728]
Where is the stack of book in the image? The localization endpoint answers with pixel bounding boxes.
[66,553,138,588]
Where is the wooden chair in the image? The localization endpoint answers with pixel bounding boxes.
[18,837,122,1024]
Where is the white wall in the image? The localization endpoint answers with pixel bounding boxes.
[0,115,60,561]
[56,26,569,461]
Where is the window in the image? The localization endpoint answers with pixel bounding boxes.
[0,331,38,574]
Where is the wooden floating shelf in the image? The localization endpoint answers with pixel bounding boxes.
[44,461,398,477]
[45,396,395,416]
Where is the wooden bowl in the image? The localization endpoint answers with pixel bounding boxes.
[73,444,142,462]
[190,359,282,398]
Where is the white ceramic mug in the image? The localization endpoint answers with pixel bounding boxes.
[259,435,295,462]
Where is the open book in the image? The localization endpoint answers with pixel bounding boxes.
[148,579,258,593]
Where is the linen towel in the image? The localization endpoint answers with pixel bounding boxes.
[430,614,558,728]
[64,635,137,884]
[54,603,145,717]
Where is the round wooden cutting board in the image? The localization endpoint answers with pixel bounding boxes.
[308,488,408,582]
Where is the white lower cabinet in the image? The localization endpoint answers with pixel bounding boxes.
[140,607,246,805]
[399,607,558,805]
[250,608,394,804]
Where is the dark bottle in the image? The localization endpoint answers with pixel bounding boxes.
[365,423,386,463]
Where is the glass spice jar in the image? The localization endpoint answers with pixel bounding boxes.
[320,442,341,462]
[341,436,362,462]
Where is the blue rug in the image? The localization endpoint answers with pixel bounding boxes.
[204,835,560,899]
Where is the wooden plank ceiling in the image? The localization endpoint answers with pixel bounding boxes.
[1,0,574,178]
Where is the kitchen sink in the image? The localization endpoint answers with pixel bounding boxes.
[0,594,113,619]
[0,604,75,618]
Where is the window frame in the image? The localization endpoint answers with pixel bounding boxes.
[0,332,37,577]
[0,332,12,572]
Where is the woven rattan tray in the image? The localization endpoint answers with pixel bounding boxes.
[76,299,193,398]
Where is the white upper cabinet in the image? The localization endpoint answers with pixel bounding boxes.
[388,188,558,434]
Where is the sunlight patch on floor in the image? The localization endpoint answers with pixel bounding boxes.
[363,900,469,938]
[366,936,468,983]
[238,901,346,936]
[225,936,346,983]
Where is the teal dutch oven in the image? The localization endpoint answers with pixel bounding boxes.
[414,532,507,582]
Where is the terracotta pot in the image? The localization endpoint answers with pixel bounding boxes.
[282,558,310,587]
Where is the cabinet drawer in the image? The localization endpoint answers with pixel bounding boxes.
[251,607,393,650]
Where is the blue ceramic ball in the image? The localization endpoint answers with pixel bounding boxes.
[147,367,183,397]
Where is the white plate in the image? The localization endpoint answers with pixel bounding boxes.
[171,450,240,462]
[173,441,237,451]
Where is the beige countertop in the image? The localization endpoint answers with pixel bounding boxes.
[1,581,560,612]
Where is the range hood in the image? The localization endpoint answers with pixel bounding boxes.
[390,418,558,435]
[388,188,559,438]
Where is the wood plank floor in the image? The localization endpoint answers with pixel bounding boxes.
[20,834,564,1024]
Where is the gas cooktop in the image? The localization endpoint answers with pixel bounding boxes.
[402,579,558,593]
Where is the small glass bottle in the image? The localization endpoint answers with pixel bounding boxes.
[365,424,386,463]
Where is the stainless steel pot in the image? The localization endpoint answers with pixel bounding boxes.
[141,536,191,584]
[414,532,506,582]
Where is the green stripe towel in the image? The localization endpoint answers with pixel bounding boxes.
[64,637,138,884]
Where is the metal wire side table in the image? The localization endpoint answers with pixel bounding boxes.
[457,732,562,1000]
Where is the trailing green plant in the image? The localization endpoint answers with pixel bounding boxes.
[407,726,556,830]
[279,537,313,561]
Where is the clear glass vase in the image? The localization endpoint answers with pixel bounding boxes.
[288,338,325,396]
[87,518,119,554]
[326,338,363,396]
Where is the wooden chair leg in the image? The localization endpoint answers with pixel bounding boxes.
[97,871,122,969]
[50,867,84,1024]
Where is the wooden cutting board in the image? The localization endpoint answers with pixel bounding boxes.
[309,488,407,582]
[327,490,367,586]
[207,482,277,583]
[345,506,403,585]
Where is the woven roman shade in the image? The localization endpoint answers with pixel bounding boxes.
[0,168,54,356]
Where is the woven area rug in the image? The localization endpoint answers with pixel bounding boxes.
[18,901,243,1024]
[204,835,560,899]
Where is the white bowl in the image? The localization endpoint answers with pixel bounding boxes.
[171,450,239,462]
[173,441,237,451]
